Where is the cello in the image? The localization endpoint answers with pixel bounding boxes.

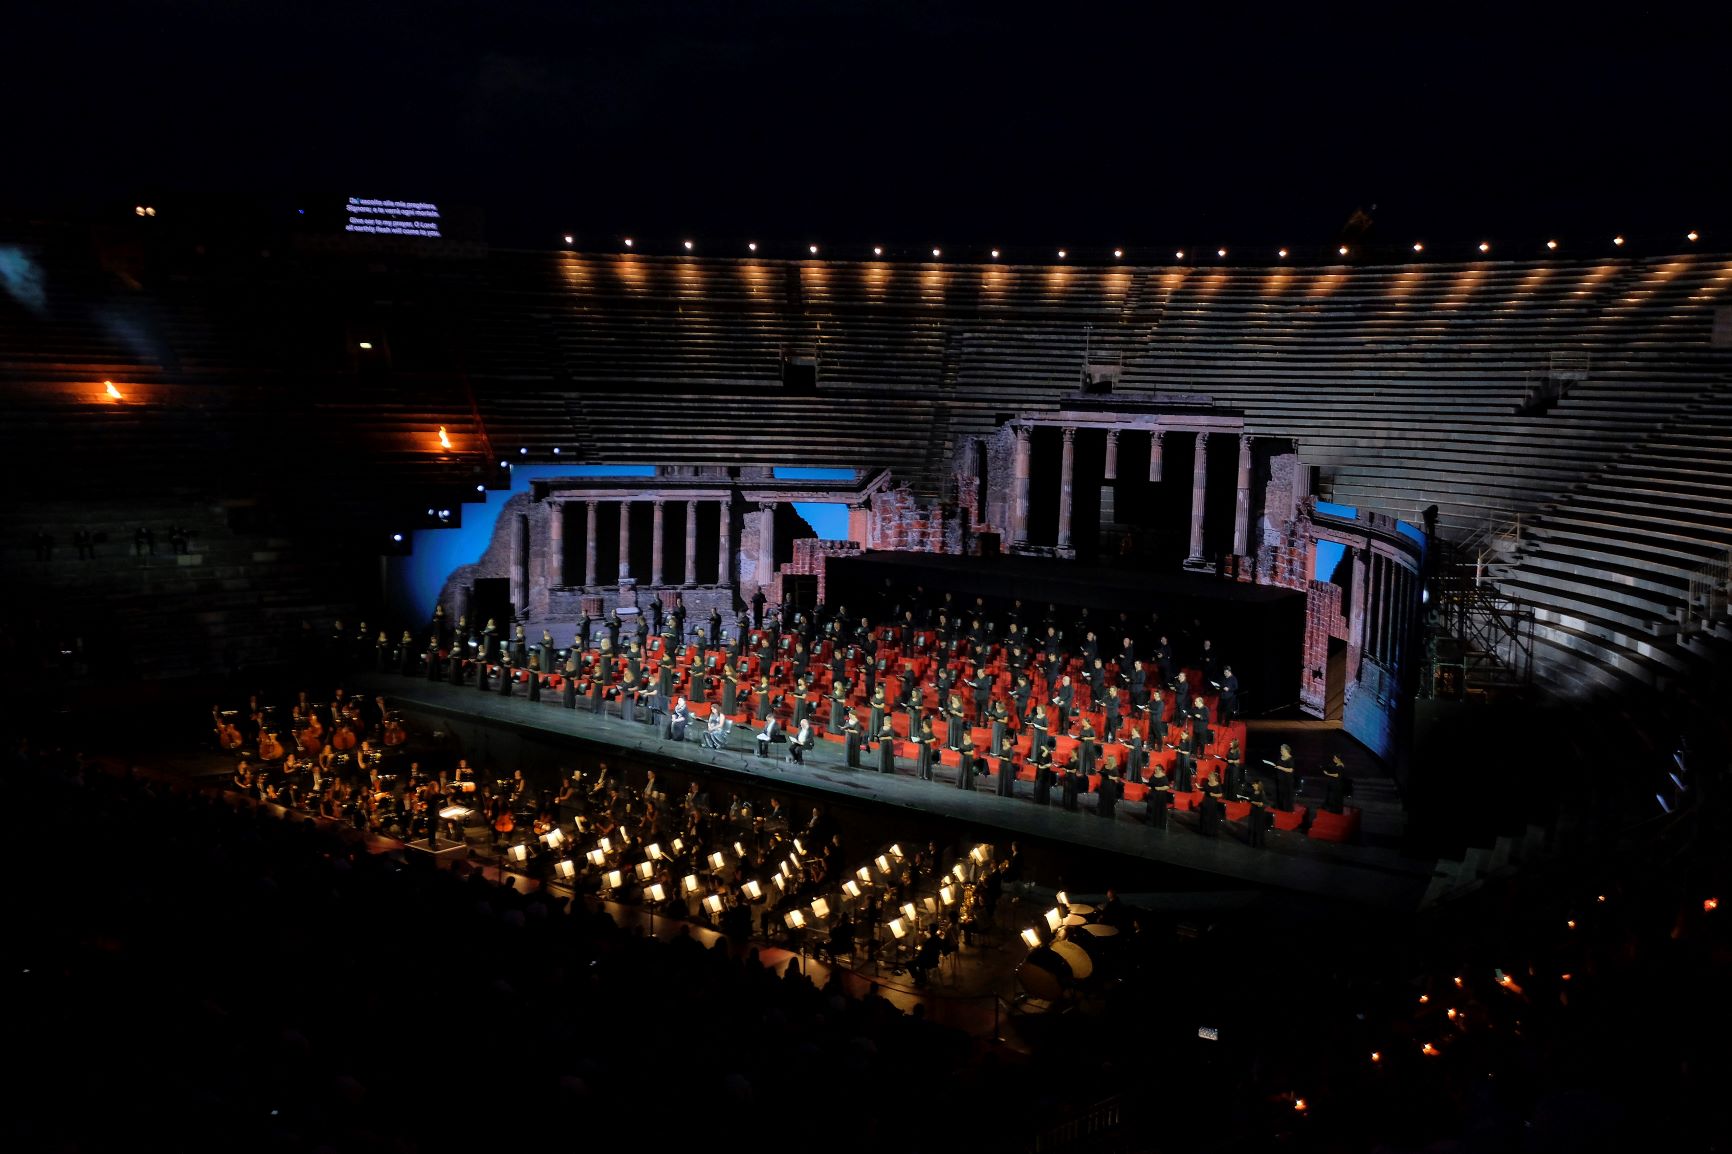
[382,714,408,747]
[259,729,285,761]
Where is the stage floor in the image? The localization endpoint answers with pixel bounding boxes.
[378,678,1438,913]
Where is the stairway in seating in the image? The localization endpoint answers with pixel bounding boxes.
[1487,384,1732,695]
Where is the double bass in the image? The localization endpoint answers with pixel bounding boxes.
[298,713,325,755]
[331,712,358,752]
[214,709,244,751]
[382,714,408,747]
[259,729,285,760]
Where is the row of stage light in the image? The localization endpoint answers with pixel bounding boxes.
[561,231,1705,262]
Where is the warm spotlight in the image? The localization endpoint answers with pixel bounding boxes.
[684,240,694,250]
[1613,235,1625,246]
[1057,249,1067,259]
[1217,248,1226,258]
[990,249,1000,259]
[1175,250,1185,260]
[1478,242,1490,253]
[357,341,373,350]
[623,237,633,247]
[563,234,573,244]
[748,241,758,252]
[1546,239,1558,250]
[1412,242,1424,253]
[437,426,452,450]
[932,247,942,257]
[1277,248,1288,258]
[809,244,819,254]
[1687,230,1700,242]
[1113,248,1123,259]
[873,246,883,256]
[1338,246,1349,256]
[104,380,123,400]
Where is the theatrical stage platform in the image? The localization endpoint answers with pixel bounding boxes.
[380,678,1438,913]
[824,551,1306,711]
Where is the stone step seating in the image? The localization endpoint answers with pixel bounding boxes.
[1488,390,1732,693]
[577,391,939,478]
[0,499,358,679]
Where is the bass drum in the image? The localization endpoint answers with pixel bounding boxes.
[1016,946,1073,1002]
[1050,939,1095,983]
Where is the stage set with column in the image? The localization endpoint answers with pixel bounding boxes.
[425,397,1425,743]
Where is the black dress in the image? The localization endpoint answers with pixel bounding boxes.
[1322,772,1352,814]
[877,731,897,774]
[1275,766,1296,811]
[995,753,1016,797]
[1033,761,1054,806]
[1147,786,1172,830]
[1096,774,1119,819]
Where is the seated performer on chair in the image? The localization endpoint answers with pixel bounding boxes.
[790,716,814,764]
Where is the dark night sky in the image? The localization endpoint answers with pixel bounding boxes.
[6,1,1728,251]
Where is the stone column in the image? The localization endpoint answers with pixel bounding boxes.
[1010,425,1031,545]
[651,500,665,586]
[1186,431,1209,564]
[583,500,598,587]
[718,499,732,586]
[547,502,564,587]
[1348,545,1368,667]
[1056,426,1076,549]
[684,499,699,585]
[509,513,527,612]
[617,499,632,582]
[1232,433,1253,557]
[758,501,777,593]
[1100,429,1120,528]
[1148,430,1164,483]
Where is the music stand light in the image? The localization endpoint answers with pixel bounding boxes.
[773,873,787,892]
[1045,907,1063,932]
[542,827,566,849]
[508,843,530,864]
[952,863,967,883]
[734,841,746,858]
[794,838,806,855]
[1056,890,1069,909]
[646,842,663,861]
[1021,928,1042,949]
[923,896,939,915]
[682,873,701,894]
[742,879,763,901]
[857,866,873,884]
[875,854,892,875]
[843,879,862,900]
[603,868,624,892]
[709,851,727,870]
[587,848,607,867]
[635,860,655,882]
[647,882,667,903]
[811,898,831,920]
[671,837,684,854]
[438,805,469,821]
[940,885,956,906]
[704,894,724,916]
[889,917,908,940]
[779,860,793,878]
[784,909,807,930]
[598,837,612,854]
[889,843,904,859]
[971,844,990,864]
[902,901,918,924]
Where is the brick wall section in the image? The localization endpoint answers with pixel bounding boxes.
[1300,577,1342,715]
[783,538,864,605]
[865,484,956,554]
